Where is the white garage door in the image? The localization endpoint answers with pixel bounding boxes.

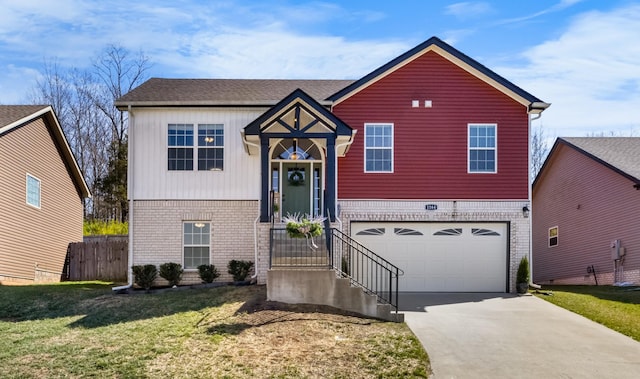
[351,222,508,292]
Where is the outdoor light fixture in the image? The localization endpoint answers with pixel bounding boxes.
[290,139,299,160]
[522,205,530,218]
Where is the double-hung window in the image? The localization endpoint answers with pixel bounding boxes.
[468,124,497,173]
[168,124,194,170]
[26,174,41,208]
[183,222,210,269]
[198,124,224,171]
[549,226,558,247]
[364,123,393,172]
[168,124,224,171]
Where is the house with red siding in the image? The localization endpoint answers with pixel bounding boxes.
[0,105,91,284]
[116,37,548,317]
[532,137,640,286]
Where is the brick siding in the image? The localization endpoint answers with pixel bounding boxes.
[338,200,530,293]
[132,200,261,285]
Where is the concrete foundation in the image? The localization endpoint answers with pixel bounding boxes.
[267,269,403,322]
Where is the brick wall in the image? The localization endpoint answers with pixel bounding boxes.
[132,200,260,285]
[338,200,530,293]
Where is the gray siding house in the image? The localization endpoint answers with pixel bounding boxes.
[0,105,90,284]
[532,137,640,285]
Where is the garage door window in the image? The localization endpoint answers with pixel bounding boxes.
[434,228,462,236]
[472,228,500,236]
[356,228,386,236]
[394,228,422,236]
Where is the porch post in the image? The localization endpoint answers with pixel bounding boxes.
[326,135,336,222]
[260,137,270,222]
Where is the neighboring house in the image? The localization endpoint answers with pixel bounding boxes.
[115,36,548,295]
[0,105,91,284]
[532,137,640,286]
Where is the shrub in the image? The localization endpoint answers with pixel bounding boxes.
[132,264,158,292]
[197,264,220,283]
[227,260,254,282]
[83,219,128,236]
[517,256,530,284]
[159,262,183,287]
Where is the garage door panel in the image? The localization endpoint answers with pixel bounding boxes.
[352,222,507,292]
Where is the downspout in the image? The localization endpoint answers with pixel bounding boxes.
[113,104,134,292]
[251,214,260,280]
[527,104,547,289]
[332,130,357,232]
[243,129,262,280]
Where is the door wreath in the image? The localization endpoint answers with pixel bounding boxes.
[288,170,304,186]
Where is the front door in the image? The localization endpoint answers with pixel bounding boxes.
[281,163,311,217]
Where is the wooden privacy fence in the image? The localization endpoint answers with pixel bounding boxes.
[65,235,128,282]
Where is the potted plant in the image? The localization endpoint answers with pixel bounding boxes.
[282,213,326,249]
[516,256,530,294]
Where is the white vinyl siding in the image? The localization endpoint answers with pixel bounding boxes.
[364,123,393,172]
[26,174,41,208]
[468,124,497,173]
[130,108,263,200]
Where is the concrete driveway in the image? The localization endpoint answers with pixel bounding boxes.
[400,292,640,379]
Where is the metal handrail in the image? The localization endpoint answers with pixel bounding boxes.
[269,219,403,313]
[326,227,402,312]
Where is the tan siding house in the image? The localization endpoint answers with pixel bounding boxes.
[0,105,90,284]
[532,137,640,285]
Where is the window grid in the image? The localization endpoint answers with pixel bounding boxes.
[26,174,41,208]
[198,124,224,171]
[364,123,393,172]
[168,124,194,171]
[468,124,497,173]
[168,124,224,171]
[183,222,211,269]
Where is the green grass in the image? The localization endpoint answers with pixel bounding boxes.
[534,285,640,341]
[0,282,429,378]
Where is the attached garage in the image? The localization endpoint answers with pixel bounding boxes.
[351,222,509,292]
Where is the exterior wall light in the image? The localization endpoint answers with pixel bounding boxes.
[522,205,530,218]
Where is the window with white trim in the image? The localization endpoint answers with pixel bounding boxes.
[364,123,393,172]
[26,174,41,208]
[168,124,224,171]
[549,226,558,247]
[168,124,194,170]
[183,222,210,269]
[197,124,224,171]
[468,124,497,173]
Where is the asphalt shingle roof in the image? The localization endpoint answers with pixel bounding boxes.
[0,105,49,129]
[115,78,355,108]
[561,137,640,182]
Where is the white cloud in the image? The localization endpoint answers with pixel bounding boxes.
[445,2,492,20]
[498,4,640,136]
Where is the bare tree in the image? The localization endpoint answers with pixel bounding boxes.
[30,45,151,222]
[531,124,549,182]
[91,45,151,222]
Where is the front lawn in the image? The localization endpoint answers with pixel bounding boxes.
[0,282,430,378]
[534,285,640,341]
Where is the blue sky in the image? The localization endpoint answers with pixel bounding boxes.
[1,0,639,139]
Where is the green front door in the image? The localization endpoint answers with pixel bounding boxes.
[281,163,311,217]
